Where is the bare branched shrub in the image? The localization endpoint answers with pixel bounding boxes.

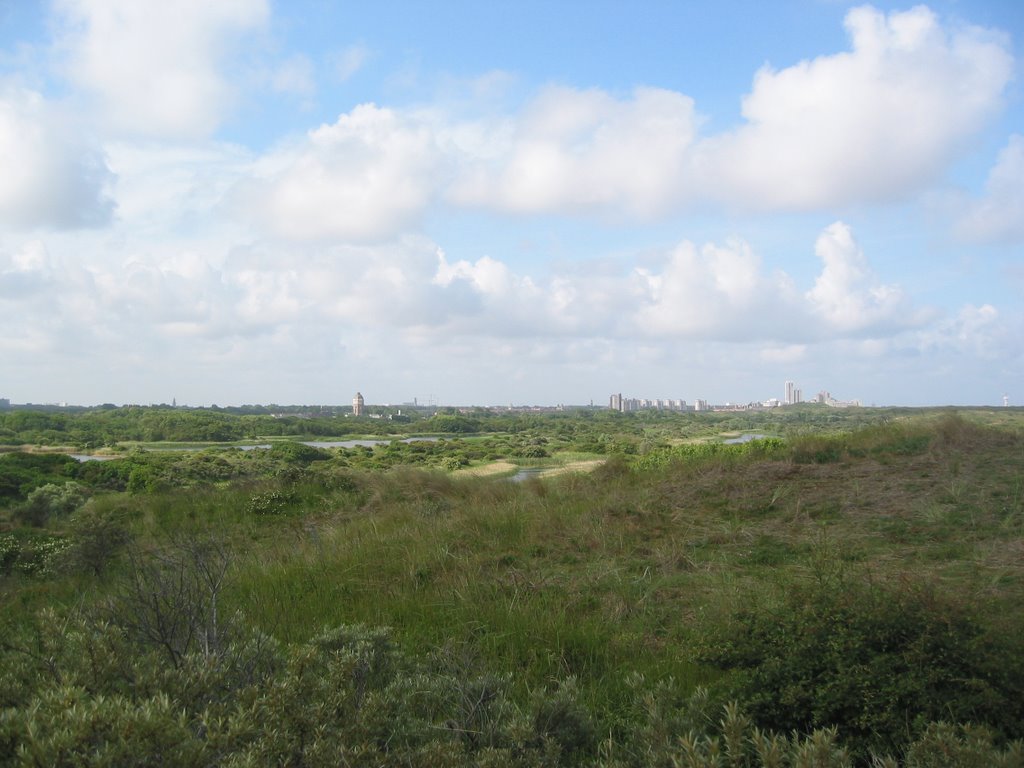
[110,534,233,668]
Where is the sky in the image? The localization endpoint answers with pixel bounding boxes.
[0,1,1022,408]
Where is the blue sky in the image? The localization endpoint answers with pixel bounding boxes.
[1,1,1022,407]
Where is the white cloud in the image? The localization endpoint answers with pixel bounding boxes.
[270,54,315,98]
[0,83,114,228]
[2,216,1016,406]
[434,250,519,297]
[806,221,914,333]
[54,0,269,139]
[956,135,1024,243]
[449,85,698,217]
[0,241,54,298]
[918,302,1012,359]
[331,44,369,82]
[630,237,811,341]
[693,5,1012,209]
[104,140,252,243]
[235,104,441,241]
[200,7,1014,243]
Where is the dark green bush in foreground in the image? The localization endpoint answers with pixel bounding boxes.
[699,577,1024,761]
[3,606,1022,767]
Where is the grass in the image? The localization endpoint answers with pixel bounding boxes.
[210,416,1022,720]
[3,411,1023,742]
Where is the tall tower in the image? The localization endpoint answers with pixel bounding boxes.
[784,380,795,405]
[353,392,364,416]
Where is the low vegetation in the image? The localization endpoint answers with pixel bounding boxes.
[2,407,1023,765]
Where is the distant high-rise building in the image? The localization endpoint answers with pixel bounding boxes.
[785,380,796,405]
[609,393,623,412]
[353,392,364,416]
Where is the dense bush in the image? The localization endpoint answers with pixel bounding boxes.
[0,453,78,503]
[12,481,87,527]
[4,607,1022,766]
[269,441,331,465]
[699,578,1024,761]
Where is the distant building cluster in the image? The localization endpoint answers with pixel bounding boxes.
[785,381,862,409]
[609,380,861,413]
[609,393,688,412]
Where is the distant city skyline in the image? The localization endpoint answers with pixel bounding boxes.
[0,379,867,412]
[1,2,1021,408]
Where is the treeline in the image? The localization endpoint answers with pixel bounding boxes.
[0,401,957,449]
[0,407,381,447]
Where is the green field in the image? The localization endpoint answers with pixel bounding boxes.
[2,406,1023,765]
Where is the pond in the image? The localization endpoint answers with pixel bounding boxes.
[509,467,546,482]
[723,433,766,444]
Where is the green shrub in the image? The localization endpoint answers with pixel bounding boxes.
[13,481,87,526]
[66,506,133,577]
[699,579,1024,760]
[269,441,330,465]
[0,452,78,503]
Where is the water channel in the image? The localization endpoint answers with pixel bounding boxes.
[722,433,765,444]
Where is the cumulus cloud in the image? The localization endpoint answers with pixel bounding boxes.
[0,84,114,228]
[917,302,1013,359]
[212,6,1013,241]
[54,0,269,139]
[235,105,441,241]
[3,216,1015,405]
[449,85,698,217]
[806,221,915,333]
[419,6,1013,221]
[693,5,1011,209]
[632,238,800,339]
[955,135,1024,243]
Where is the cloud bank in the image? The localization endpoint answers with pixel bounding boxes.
[54,0,269,139]
[223,5,1012,238]
[1,2,1018,406]
[0,83,114,228]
